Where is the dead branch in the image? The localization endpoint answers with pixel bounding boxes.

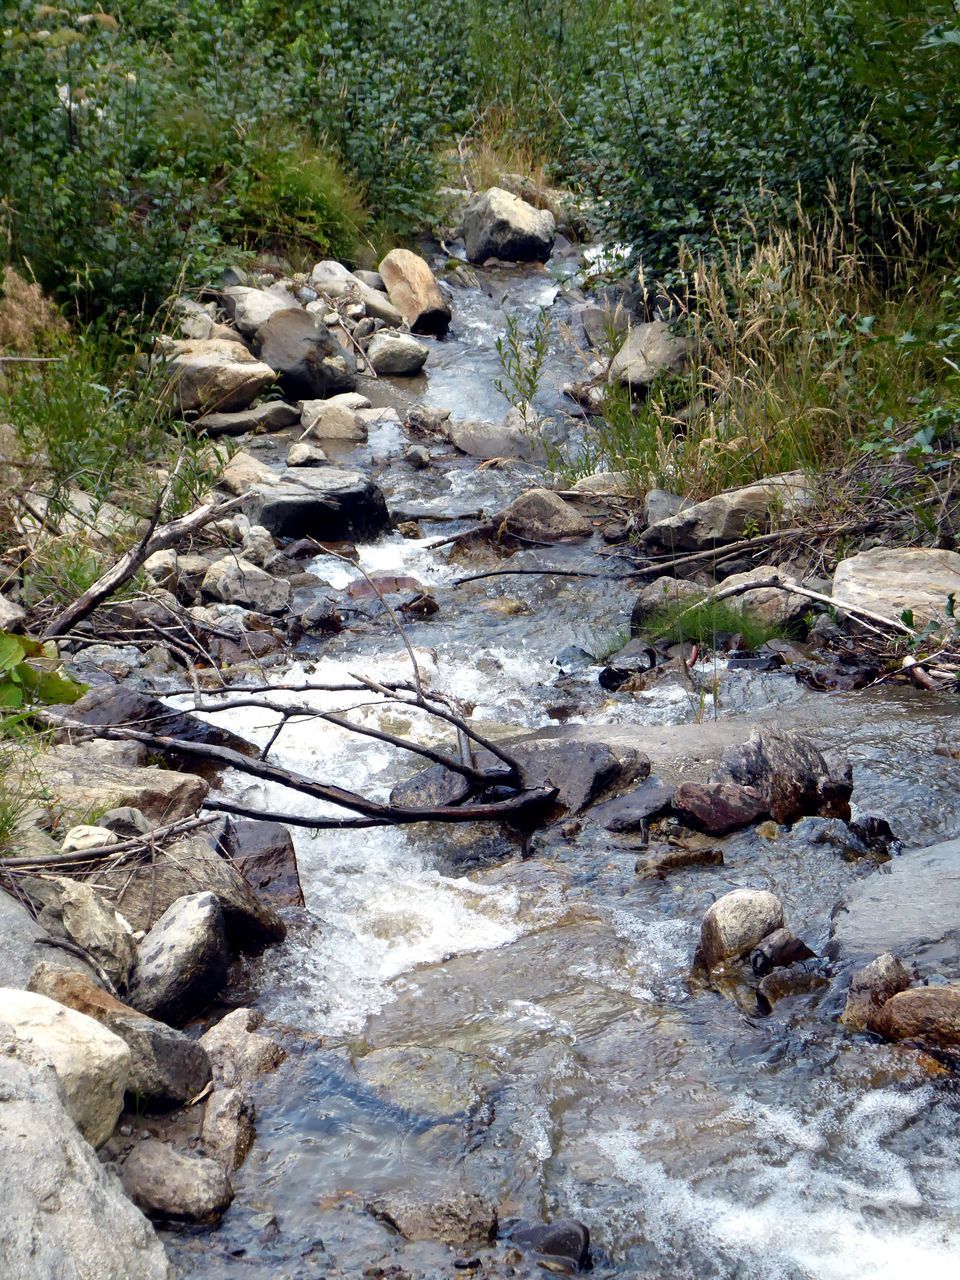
[0,813,220,871]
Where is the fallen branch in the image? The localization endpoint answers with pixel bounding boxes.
[0,813,220,871]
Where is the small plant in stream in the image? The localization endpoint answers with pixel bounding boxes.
[495,308,551,418]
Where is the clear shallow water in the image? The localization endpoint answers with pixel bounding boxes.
[166,254,960,1280]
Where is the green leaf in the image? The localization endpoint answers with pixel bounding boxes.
[16,664,88,706]
[0,683,24,709]
[0,634,26,675]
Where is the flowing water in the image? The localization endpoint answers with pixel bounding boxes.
[165,253,960,1280]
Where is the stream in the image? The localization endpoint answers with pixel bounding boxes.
[166,253,960,1280]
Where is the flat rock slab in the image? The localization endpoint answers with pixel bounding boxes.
[245,466,389,541]
[586,776,675,831]
[355,1045,499,1118]
[833,546,960,628]
[196,401,300,437]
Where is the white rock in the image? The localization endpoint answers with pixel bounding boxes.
[699,889,784,970]
[0,988,130,1147]
[310,260,402,325]
[299,400,368,442]
[462,187,556,263]
[286,440,329,467]
[366,330,429,376]
[0,593,26,630]
[833,546,960,628]
[221,286,300,336]
[201,555,290,614]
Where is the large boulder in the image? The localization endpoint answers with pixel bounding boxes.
[365,329,429,376]
[379,248,451,334]
[310,260,403,325]
[220,285,298,335]
[255,308,358,398]
[20,875,137,991]
[609,321,693,390]
[160,338,276,415]
[245,466,389,541]
[709,566,812,629]
[0,988,130,1148]
[196,401,300,438]
[500,488,591,542]
[462,187,556,263]
[868,985,960,1051]
[222,819,304,908]
[29,966,212,1111]
[833,546,960,628]
[641,473,810,552]
[0,1026,174,1280]
[445,413,539,461]
[126,892,229,1026]
[710,729,852,825]
[201,554,291,614]
[699,889,784,970]
[121,1139,233,1223]
[367,1188,497,1244]
[300,395,370,442]
[512,734,650,815]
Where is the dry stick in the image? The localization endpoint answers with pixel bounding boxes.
[199,792,538,828]
[45,717,550,825]
[0,813,221,870]
[41,486,245,640]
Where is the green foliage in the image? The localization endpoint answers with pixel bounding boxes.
[0,632,87,710]
[495,309,551,411]
[641,595,787,649]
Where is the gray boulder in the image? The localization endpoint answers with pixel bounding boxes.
[255,308,358,398]
[196,401,300,437]
[0,885,97,989]
[220,285,298,336]
[245,466,389,541]
[20,875,137,991]
[463,187,556,262]
[126,893,229,1026]
[121,1139,233,1223]
[699,889,784,970]
[201,554,291,615]
[641,473,810,551]
[160,338,276,415]
[609,321,692,390]
[366,329,429,376]
[500,488,591,542]
[199,1007,285,1086]
[0,1026,174,1279]
[201,1086,255,1171]
[310,260,403,325]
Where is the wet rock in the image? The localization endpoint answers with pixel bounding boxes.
[406,402,451,434]
[0,886,98,988]
[629,575,702,634]
[220,285,298,335]
[500,488,591,542]
[222,818,304,908]
[463,187,556,263]
[246,466,389,541]
[511,1220,591,1268]
[196,400,300,437]
[868,985,960,1051]
[672,781,768,835]
[20,875,137,991]
[0,1027,174,1280]
[635,843,724,878]
[310,259,403,325]
[749,928,816,976]
[404,444,431,468]
[366,329,429,376]
[286,440,329,467]
[841,953,912,1032]
[10,740,207,826]
[710,729,852,825]
[446,414,537,461]
[756,967,829,1014]
[587,776,675,830]
[598,637,658,690]
[199,1008,286,1086]
[201,1086,255,1171]
[28,966,212,1111]
[609,321,692,391]
[389,762,471,809]
[513,735,649,815]
[356,1045,498,1117]
[121,1138,233,1223]
[379,248,451,335]
[832,546,960,628]
[299,596,344,634]
[699,889,784,970]
[367,1188,497,1244]
[201,554,291,614]
[127,892,228,1025]
[255,308,358,398]
[641,473,810,552]
[160,338,276,414]
[0,988,130,1147]
[300,398,369,442]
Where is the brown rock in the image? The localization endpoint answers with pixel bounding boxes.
[711,729,852,825]
[841,953,912,1031]
[672,781,768,835]
[121,1139,233,1223]
[367,1188,497,1244]
[700,889,784,970]
[379,248,451,335]
[868,985,960,1050]
[500,488,590,542]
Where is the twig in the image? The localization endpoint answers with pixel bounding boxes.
[0,813,220,870]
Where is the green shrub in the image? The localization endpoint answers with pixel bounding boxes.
[642,594,787,649]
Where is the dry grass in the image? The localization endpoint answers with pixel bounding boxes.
[0,267,68,359]
[457,107,551,197]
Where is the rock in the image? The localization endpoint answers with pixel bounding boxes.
[641,473,810,551]
[446,415,537,461]
[28,966,212,1111]
[841,953,912,1032]
[500,488,591,541]
[199,1008,285,1086]
[832,547,960,628]
[219,447,277,494]
[127,892,229,1026]
[255,308,358,398]
[143,548,178,590]
[636,843,724,878]
[20,875,137,991]
[0,886,98,989]
[60,823,119,853]
[712,566,812,629]
[511,1220,591,1268]
[366,329,429,376]
[310,260,403,325]
[354,269,385,291]
[598,637,660,690]
[749,928,816,975]
[699,889,784,970]
[710,729,852,825]
[356,1045,496,1117]
[630,575,702,634]
[246,466,389,541]
[99,806,152,839]
[0,593,26,630]
[221,285,298,335]
[286,440,328,466]
[12,740,207,826]
[609,321,692,390]
[378,248,451,334]
[513,735,650,814]
[672,782,768,835]
[201,554,290,614]
[0,1026,174,1280]
[0,988,130,1147]
[201,1086,255,1171]
[299,398,369,442]
[121,1139,233,1223]
[868,985,960,1051]
[298,596,344,634]
[644,489,690,525]
[406,402,451,434]
[756,968,829,1014]
[160,338,276,414]
[222,819,304,908]
[579,302,630,348]
[367,1188,497,1244]
[196,401,300,437]
[462,187,556,263]
[570,470,633,496]
[404,444,431,468]
[239,523,279,566]
[586,777,675,830]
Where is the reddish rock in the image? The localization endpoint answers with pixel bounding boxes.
[868,985,960,1050]
[672,781,768,834]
